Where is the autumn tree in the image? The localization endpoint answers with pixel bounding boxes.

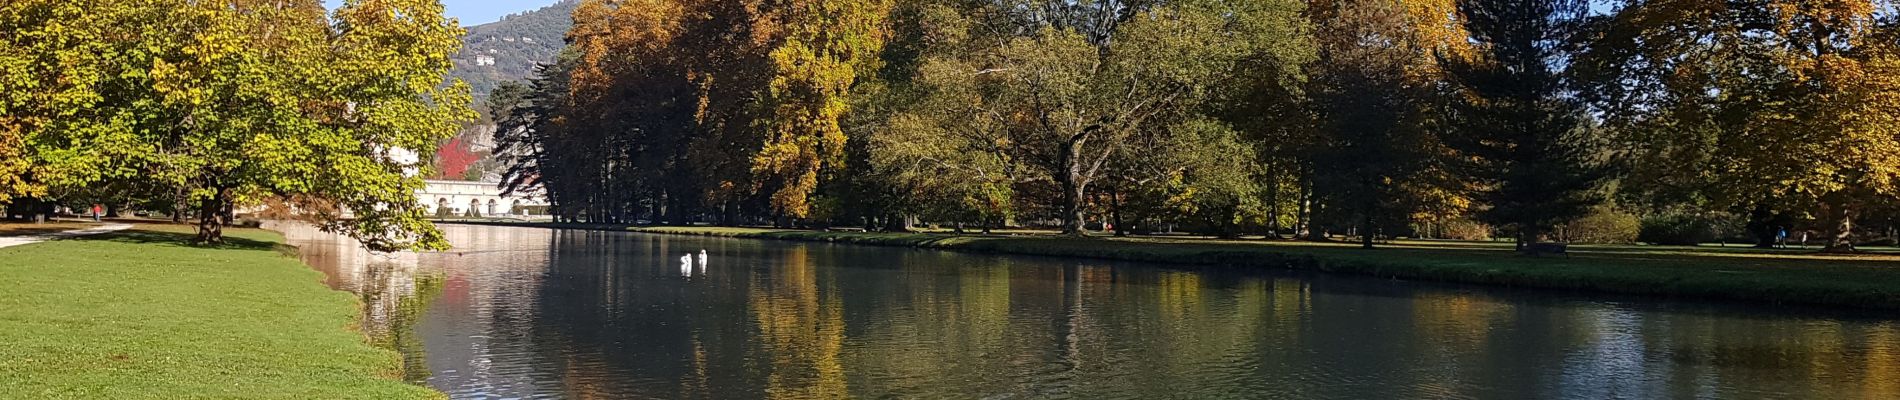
[1304,0,1467,248]
[1442,0,1607,251]
[1578,0,1900,251]
[1768,2,1900,251]
[1572,0,1777,244]
[752,0,894,221]
[550,0,794,225]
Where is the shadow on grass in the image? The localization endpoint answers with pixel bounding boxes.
[71,229,292,255]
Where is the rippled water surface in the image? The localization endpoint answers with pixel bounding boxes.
[279,224,1900,399]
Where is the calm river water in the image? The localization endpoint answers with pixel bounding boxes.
[278,223,1900,399]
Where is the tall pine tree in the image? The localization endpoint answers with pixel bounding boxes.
[1442,0,1607,251]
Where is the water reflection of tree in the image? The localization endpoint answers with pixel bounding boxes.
[747,245,848,399]
[361,269,444,383]
[835,251,1015,396]
[274,222,441,384]
[317,224,1900,399]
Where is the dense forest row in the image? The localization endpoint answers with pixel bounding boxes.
[491,0,1900,252]
[6,0,1900,254]
[494,0,1900,252]
[0,0,473,250]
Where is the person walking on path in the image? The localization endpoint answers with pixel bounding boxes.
[91,204,103,222]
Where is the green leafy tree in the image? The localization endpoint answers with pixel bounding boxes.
[0,0,159,208]
[317,0,477,251]
[1,0,471,249]
[886,0,1309,235]
[0,0,70,206]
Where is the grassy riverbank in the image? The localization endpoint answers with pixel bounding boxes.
[452,221,1900,309]
[0,224,438,399]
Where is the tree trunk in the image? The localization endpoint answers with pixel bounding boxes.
[667,195,691,226]
[1360,214,1375,249]
[1516,225,1539,253]
[171,186,187,223]
[1058,137,1089,236]
[1265,178,1282,239]
[1304,200,1327,241]
[1059,176,1087,236]
[882,213,911,232]
[196,187,231,245]
[721,200,738,226]
[1295,179,1313,239]
[1745,203,1773,248]
[1108,185,1127,237]
[1825,205,1856,253]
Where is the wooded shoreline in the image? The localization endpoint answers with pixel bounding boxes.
[441,220,1900,310]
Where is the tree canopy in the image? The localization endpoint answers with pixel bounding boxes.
[0,0,473,251]
[15,0,1900,253]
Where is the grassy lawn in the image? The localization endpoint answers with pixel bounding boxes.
[0,224,438,399]
[455,221,1900,309]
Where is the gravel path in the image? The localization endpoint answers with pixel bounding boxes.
[0,223,133,249]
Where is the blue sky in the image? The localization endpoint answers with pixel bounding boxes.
[323,0,559,26]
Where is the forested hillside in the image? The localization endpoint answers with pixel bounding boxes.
[436,0,576,180]
[449,0,576,103]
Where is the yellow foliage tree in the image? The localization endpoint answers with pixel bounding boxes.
[753,0,894,219]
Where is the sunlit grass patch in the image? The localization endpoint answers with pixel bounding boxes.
[0,224,439,399]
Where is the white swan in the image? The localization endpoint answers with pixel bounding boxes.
[679,255,693,277]
[698,249,708,265]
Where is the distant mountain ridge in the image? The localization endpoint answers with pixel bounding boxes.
[435,1,575,181]
[449,0,576,104]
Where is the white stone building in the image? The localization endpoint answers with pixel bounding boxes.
[419,179,548,217]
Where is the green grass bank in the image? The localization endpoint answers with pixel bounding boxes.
[0,225,439,400]
[452,221,1900,310]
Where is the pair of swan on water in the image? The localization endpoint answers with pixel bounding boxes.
[680,250,707,277]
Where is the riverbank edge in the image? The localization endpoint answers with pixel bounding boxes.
[0,224,443,399]
[442,220,1900,310]
[259,225,449,399]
